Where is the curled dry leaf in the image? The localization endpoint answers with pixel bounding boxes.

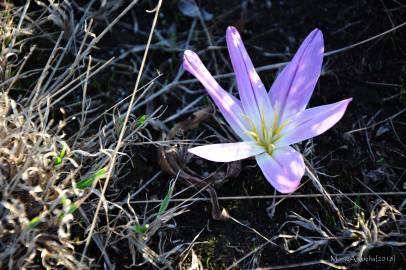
[158,107,241,220]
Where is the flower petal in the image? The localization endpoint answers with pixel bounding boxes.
[188,141,265,162]
[269,29,324,123]
[183,50,250,140]
[226,26,274,130]
[256,147,305,193]
[278,98,352,146]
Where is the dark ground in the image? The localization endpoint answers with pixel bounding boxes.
[88,0,406,269]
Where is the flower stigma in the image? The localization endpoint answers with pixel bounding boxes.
[243,111,287,155]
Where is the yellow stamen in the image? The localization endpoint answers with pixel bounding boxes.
[265,143,276,155]
[241,109,289,155]
[273,110,278,133]
[247,131,259,140]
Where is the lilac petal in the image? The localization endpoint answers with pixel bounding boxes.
[269,29,324,123]
[226,26,274,129]
[256,147,305,193]
[188,142,265,162]
[183,50,250,140]
[278,98,352,146]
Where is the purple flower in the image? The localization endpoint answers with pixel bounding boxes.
[183,27,352,193]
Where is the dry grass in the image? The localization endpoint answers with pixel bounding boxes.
[0,5,81,268]
[0,1,190,268]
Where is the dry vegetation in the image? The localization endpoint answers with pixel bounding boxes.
[0,0,405,269]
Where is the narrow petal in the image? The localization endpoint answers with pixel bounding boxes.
[188,142,265,162]
[256,147,305,193]
[269,29,324,123]
[278,98,352,146]
[183,50,250,140]
[226,26,274,130]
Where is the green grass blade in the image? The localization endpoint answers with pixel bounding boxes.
[28,216,41,229]
[136,115,146,126]
[158,179,175,216]
[54,146,66,165]
[133,224,149,234]
[76,167,107,189]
